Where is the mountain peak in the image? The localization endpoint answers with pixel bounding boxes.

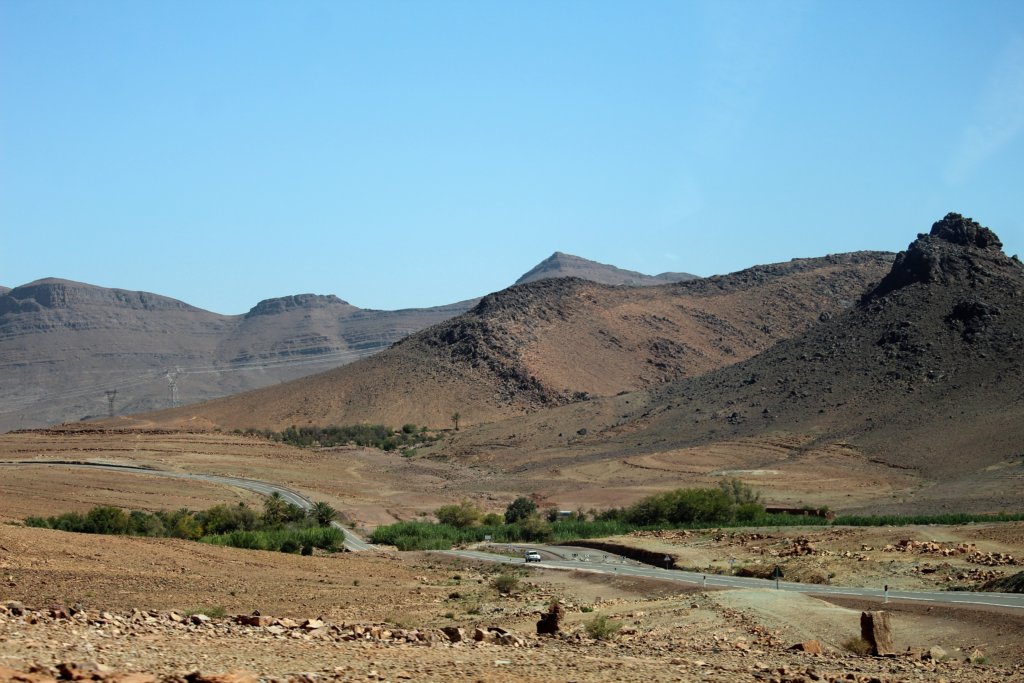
[866,212,1015,301]
[929,212,1002,250]
[516,252,697,287]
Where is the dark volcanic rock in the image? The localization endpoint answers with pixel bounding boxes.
[624,213,1024,500]
[867,213,1009,299]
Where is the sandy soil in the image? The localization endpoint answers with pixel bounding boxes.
[1,430,1023,680]
[1,523,1020,681]
[595,524,1024,591]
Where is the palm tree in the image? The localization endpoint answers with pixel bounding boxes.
[263,491,288,525]
[310,501,338,527]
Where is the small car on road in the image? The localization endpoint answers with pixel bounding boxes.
[524,550,542,563]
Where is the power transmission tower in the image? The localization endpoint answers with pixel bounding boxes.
[165,369,179,408]
[105,390,117,418]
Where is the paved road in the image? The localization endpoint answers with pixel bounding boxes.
[443,544,1024,611]
[0,460,373,551]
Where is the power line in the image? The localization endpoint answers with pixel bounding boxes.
[104,390,117,417]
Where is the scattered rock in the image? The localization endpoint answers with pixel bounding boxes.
[788,640,823,655]
[4,601,26,616]
[441,626,465,643]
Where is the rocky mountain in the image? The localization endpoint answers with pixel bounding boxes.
[0,279,475,431]
[428,214,1024,514]
[516,251,697,287]
[135,250,893,431]
[634,213,1024,476]
[0,251,702,431]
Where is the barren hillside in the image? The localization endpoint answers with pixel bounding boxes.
[0,280,474,431]
[431,214,1024,514]
[133,251,892,431]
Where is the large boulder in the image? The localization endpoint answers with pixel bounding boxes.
[860,611,895,656]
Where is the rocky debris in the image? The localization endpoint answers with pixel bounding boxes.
[882,539,976,556]
[439,626,465,643]
[946,568,1004,584]
[0,599,1018,683]
[980,569,1024,593]
[879,540,1021,572]
[788,640,824,654]
[629,529,695,542]
[535,601,564,635]
[966,551,1018,567]
[860,611,895,656]
[4,600,26,616]
[0,603,531,650]
[778,537,818,557]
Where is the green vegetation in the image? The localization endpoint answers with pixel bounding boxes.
[584,614,622,640]
[504,497,538,524]
[435,500,482,528]
[239,424,436,452]
[843,636,872,655]
[371,479,1024,551]
[203,526,343,552]
[833,512,1024,526]
[25,497,343,554]
[490,573,520,594]
[369,513,824,551]
[373,482,815,550]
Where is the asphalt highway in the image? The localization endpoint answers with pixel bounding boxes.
[442,544,1024,611]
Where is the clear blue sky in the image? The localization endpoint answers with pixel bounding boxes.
[2,1,1022,314]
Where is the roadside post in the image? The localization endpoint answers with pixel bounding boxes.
[663,554,671,570]
[772,565,782,589]
[702,575,706,589]
[884,584,889,604]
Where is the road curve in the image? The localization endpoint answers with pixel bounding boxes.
[0,460,373,551]
[441,545,1024,611]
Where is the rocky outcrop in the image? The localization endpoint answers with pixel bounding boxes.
[866,213,1015,300]
[860,611,895,656]
[243,295,355,318]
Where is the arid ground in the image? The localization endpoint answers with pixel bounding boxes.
[2,430,1023,682]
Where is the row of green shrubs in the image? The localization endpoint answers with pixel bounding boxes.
[369,513,830,551]
[831,512,1024,526]
[25,495,343,554]
[238,423,437,452]
[372,480,1024,551]
[202,526,344,553]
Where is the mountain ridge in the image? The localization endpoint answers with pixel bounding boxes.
[0,251,705,431]
[130,249,893,431]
